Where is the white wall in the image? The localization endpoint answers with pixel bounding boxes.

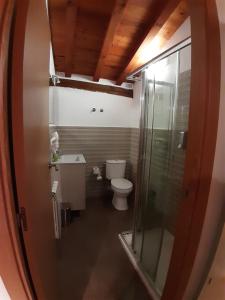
[49,87,54,124]
[161,18,190,54]
[50,86,140,128]
[0,277,10,300]
[49,44,55,75]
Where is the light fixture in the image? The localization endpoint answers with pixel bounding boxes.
[137,36,162,65]
[146,58,169,81]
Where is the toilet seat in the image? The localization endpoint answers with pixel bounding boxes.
[111,178,133,190]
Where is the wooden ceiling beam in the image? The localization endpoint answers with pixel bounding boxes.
[64,0,77,77]
[49,78,133,98]
[93,0,128,82]
[116,0,183,85]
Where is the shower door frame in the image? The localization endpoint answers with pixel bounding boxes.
[133,38,190,296]
[163,1,221,299]
[131,1,221,299]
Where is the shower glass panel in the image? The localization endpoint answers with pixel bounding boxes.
[132,44,191,296]
[141,52,178,294]
[133,71,155,258]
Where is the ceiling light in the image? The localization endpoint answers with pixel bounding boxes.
[137,36,162,65]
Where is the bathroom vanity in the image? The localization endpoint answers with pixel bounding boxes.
[53,154,86,210]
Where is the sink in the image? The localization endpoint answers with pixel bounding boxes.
[53,154,86,164]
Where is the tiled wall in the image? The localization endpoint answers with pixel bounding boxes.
[166,70,191,233]
[54,126,140,198]
[130,128,140,181]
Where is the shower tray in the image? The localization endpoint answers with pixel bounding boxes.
[119,230,174,300]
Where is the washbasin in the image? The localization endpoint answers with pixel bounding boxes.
[53,154,86,164]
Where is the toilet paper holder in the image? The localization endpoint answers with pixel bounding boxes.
[93,166,102,181]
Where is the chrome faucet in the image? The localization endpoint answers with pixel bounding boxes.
[48,163,59,171]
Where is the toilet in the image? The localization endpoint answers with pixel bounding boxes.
[106,160,133,211]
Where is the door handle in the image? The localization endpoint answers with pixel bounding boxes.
[18,207,28,231]
[48,163,59,171]
[177,131,188,150]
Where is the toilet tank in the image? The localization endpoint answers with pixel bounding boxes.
[106,160,126,179]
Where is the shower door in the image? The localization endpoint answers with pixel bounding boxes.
[133,44,191,296]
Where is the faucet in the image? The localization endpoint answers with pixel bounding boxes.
[48,163,59,171]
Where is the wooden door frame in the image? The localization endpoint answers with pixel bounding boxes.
[0,0,221,300]
[162,0,221,299]
[0,0,34,299]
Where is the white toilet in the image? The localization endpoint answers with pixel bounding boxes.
[106,160,133,211]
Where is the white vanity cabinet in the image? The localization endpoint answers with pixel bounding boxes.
[53,154,86,210]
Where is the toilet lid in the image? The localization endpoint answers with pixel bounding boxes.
[111,178,133,189]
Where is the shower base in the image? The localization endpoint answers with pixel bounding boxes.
[119,229,174,299]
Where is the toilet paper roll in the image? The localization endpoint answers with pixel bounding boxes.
[97,175,102,181]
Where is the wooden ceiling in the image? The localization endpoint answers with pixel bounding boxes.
[48,0,189,84]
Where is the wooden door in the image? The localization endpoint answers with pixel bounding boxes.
[0,0,34,298]
[10,1,59,299]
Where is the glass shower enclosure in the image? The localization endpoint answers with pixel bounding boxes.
[119,40,191,298]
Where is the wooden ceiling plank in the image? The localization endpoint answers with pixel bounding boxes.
[64,0,77,77]
[93,0,128,81]
[116,0,183,85]
[49,78,133,98]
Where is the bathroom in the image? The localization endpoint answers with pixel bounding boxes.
[1,1,224,300]
[49,79,140,206]
[48,13,192,299]
[49,55,144,299]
